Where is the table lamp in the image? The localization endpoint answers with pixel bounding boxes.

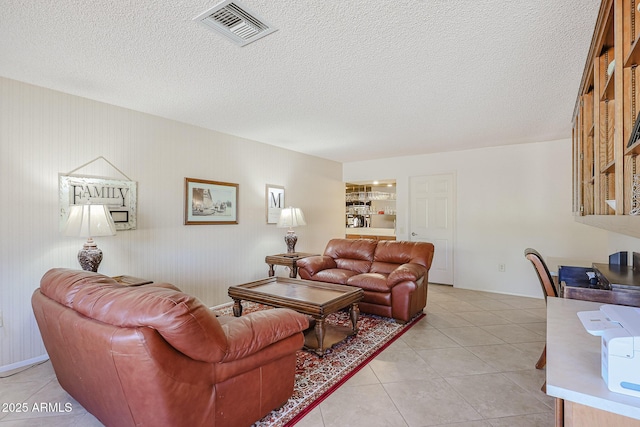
[62,204,117,272]
[277,206,306,253]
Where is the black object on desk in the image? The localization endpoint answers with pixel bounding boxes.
[609,251,628,266]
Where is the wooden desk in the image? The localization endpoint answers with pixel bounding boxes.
[265,252,318,278]
[547,297,640,426]
[593,263,640,290]
[561,264,640,307]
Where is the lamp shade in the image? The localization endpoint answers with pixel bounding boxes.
[63,204,117,237]
[277,207,306,229]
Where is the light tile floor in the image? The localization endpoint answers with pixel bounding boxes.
[0,284,552,426]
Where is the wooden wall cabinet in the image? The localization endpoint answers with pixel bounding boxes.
[573,0,640,238]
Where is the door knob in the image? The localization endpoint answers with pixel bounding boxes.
[411,232,417,236]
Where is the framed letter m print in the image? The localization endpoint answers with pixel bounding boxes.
[266,184,284,224]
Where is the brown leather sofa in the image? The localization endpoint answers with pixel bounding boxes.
[296,239,435,323]
[31,268,309,427]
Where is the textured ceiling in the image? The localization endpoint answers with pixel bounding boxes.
[0,0,601,162]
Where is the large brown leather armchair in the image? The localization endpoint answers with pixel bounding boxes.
[31,268,308,427]
[297,239,434,322]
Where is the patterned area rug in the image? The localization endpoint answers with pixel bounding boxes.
[212,302,425,426]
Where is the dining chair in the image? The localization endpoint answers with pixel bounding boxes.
[524,248,558,392]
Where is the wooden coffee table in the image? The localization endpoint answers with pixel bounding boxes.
[228,277,363,356]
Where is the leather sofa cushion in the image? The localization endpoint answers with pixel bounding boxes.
[372,240,434,269]
[312,269,358,285]
[324,238,376,274]
[335,258,371,274]
[347,273,390,292]
[369,261,400,275]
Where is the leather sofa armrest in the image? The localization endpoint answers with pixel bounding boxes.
[221,309,308,362]
[296,256,337,276]
[387,263,428,287]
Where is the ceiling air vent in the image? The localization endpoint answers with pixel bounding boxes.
[194,0,277,47]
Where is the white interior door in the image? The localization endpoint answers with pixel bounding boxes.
[410,174,455,285]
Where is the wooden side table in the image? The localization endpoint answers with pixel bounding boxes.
[112,275,153,286]
[265,252,318,278]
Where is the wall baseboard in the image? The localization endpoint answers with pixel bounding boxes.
[0,354,49,374]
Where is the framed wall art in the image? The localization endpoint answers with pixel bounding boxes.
[266,184,285,224]
[59,174,137,231]
[185,178,238,225]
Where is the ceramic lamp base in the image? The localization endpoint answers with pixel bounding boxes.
[78,238,103,272]
[284,230,298,253]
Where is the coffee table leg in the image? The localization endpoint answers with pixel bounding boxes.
[314,317,326,356]
[232,299,243,317]
[350,303,360,334]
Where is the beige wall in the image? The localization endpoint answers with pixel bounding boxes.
[344,140,639,298]
[0,77,344,369]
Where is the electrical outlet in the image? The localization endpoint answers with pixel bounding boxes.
[498,264,506,272]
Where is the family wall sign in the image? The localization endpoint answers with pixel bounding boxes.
[58,157,137,231]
